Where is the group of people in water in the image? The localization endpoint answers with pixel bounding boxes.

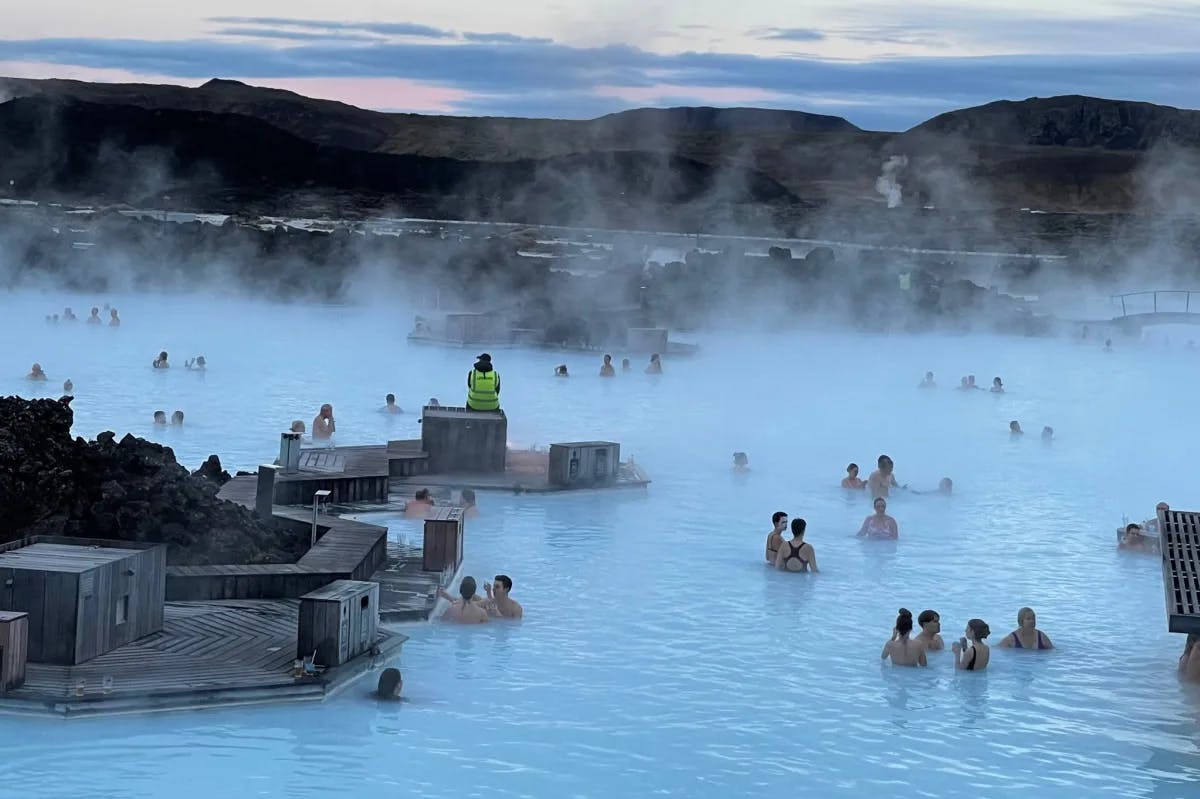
[882,607,1055,670]
[44,305,120,327]
[554,353,663,377]
[438,574,523,623]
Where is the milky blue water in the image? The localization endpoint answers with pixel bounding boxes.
[1,290,1199,799]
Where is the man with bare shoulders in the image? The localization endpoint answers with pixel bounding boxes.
[313,404,335,440]
[765,511,788,564]
[484,575,523,619]
[438,576,489,624]
[868,455,905,499]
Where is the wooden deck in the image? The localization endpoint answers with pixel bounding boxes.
[0,599,407,718]
[274,445,392,504]
[1161,508,1200,633]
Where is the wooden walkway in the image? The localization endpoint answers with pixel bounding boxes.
[0,600,407,718]
[1161,509,1200,633]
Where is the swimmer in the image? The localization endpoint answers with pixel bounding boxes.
[915,610,944,650]
[152,351,169,369]
[375,667,403,700]
[774,518,818,573]
[1009,420,1023,436]
[645,353,663,375]
[957,376,969,390]
[621,358,631,373]
[438,576,489,624]
[882,609,927,667]
[555,364,569,377]
[1104,338,1113,352]
[381,393,403,414]
[938,477,953,495]
[967,375,980,389]
[185,356,207,371]
[1119,523,1148,551]
[459,488,479,518]
[991,377,1004,393]
[1041,426,1054,442]
[600,354,616,377]
[857,496,899,539]
[26,363,47,381]
[290,420,306,434]
[918,371,936,388]
[63,379,73,393]
[765,511,788,563]
[312,403,335,440]
[842,462,866,489]
[867,455,905,499]
[86,307,101,324]
[405,488,435,517]
[171,410,184,426]
[732,452,750,472]
[62,307,76,321]
[997,607,1054,650]
[153,410,167,425]
[953,619,991,671]
[109,308,120,327]
[483,575,523,619]
[1181,634,1200,682]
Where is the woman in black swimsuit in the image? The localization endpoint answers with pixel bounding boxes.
[773,518,818,572]
[953,619,991,671]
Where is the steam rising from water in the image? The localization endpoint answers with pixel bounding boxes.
[875,155,909,208]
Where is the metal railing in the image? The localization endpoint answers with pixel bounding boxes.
[1113,290,1200,317]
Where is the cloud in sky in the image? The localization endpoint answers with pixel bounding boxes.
[2,7,1200,129]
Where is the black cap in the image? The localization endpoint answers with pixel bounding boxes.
[477,353,492,361]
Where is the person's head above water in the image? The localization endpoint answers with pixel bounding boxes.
[621,358,631,370]
[1156,501,1170,512]
[1125,523,1142,534]
[459,576,477,601]
[414,488,431,502]
[375,667,402,700]
[1041,426,1054,439]
[319,403,333,418]
[650,353,660,363]
[896,608,914,636]
[790,518,806,538]
[603,354,612,364]
[290,420,305,433]
[386,393,396,405]
[158,351,168,361]
[877,454,893,473]
[733,452,749,467]
[918,609,940,631]
[493,574,513,597]
[873,496,887,512]
[153,410,166,424]
[771,511,788,530]
[1017,607,1038,628]
[966,619,991,641]
[938,477,953,494]
[171,410,184,425]
[1009,420,1022,433]
[993,377,1003,387]
[460,488,476,506]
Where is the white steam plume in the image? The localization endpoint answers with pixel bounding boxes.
[875,155,908,209]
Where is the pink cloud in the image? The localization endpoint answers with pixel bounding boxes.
[0,61,469,113]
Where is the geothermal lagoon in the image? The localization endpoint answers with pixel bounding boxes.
[0,290,1197,798]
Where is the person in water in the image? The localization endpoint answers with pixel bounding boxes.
[916,610,944,650]
[312,403,335,440]
[1041,426,1054,442]
[1009,420,1023,436]
[621,358,631,373]
[957,376,970,390]
[868,455,904,498]
[1103,338,1113,352]
[63,379,73,393]
[953,619,991,671]
[87,307,101,324]
[1181,634,1200,682]
[732,452,750,472]
[555,364,569,377]
[153,351,169,369]
[997,607,1054,650]
[991,377,1005,393]
[439,576,489,624]
[918,371,936,388]
[858,497,899,539]
[842,463,866,489]
[459,488,479,518]
[27,363,47,380]
[171,410,184,426]
[1119,523,1150,551]
[62,307,77,321]
[375,667,403,700]
[882,609,927,667]
[774,518,818,572]
[406,488,435,517]
[645,353,663,374]
[765,511,788,564]
[467,353,500,411]
[381,393,403,414]
[600,354,616,377]
[967,375,981,389]
[153,410,167,425]
[185,356,207,371]
[484,575,523,619]
[109,308,121,327]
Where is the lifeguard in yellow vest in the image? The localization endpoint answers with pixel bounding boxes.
[466,353,501,411]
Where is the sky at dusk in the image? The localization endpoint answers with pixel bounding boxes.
[2,1,1200,129]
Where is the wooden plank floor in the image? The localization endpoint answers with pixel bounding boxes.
[278,445,391,483]
[3,600,408,717]
[1162,509,1200,633]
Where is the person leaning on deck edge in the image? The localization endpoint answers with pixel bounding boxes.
[467,353,500,411]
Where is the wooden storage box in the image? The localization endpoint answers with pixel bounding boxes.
[297,580,380,667]
[0,610,28,692]
[548,442,621,487]
[423,507,465,573]
[420,406,507,474]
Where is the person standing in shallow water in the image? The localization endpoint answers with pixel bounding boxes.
[438,576,488,624]
[882,609,927,667]
[765,511,788,564]
[109,308,120,327]
[953,619,991,671]
[842,463,866,489]
[858,497,899,539]
[645,353,663,374]
[600,354,616,377]
[774,518,818,573]
[997,607,1054,650]
[916,610,944,650]
[868,455,904,499]
[918,371,936,388]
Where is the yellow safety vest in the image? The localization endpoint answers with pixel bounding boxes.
[467,369,500,410]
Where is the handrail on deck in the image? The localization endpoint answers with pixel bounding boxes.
[1112,290,1200,317]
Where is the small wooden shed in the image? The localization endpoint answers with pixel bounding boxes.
[423,506,465,573]
[0,610,29,691]
[421,406,507,474]
[0,538,167,665]
[297,580,380,667]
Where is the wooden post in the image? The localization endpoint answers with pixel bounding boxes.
[0,611,28,692]
[422,507,465,572]
[256,464,279,520]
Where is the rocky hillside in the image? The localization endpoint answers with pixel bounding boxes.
[0,395,300,565]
